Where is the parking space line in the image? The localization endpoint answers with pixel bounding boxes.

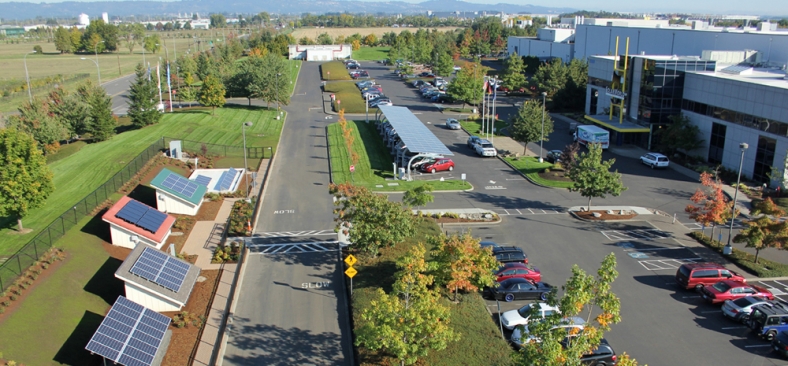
[721,326,747,330]
[516,209,522,214]
[503,210,510,215]
[744,344,773,348]
[757,281,788,296]
[528,209,534,214]
[683,295,701,299]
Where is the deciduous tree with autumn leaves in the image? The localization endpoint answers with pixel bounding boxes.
[734,197,788,263]
[686,171,734,239]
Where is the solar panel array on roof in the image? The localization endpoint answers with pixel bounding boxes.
[193,175,212,187]
[130,247,191,293]
[85,296,171,366]
[161,172,201,197]
[720,65,753,75]
[214,168,237,191]
[115,200,169,234]
[377,105,453,156]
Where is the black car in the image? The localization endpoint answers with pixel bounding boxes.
[480,241,500,251]
[492,246,528,264]
[486,278,552,302]
[773,330,788,358]
[581,339,618,365]
[546,150,563,163]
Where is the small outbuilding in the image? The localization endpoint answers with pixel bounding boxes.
[150,168,208,216]
[102,196,176,250]
[189,168,243,194]
[288,44,352,61]
[115,244,201,312]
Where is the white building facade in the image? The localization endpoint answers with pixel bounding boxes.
[288,44,353,61]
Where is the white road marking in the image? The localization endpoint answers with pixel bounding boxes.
[721,326,747,330]
[683,295,701,299]
[249,241,341,254]
[254,230,335,238]
[744,344,773,348]
[516,209,522,214]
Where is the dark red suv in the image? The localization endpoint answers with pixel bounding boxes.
[675,262,746,290]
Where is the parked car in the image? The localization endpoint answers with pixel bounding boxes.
[412,80,427,87]
[479,241,500,251]
[494,263,541,283]
[500,302,560,330]
[453,65,462,71]
[362,91,383,99]
[369,99,392,107]
[347,63,361,69]
[446,118,461,130]
[700,280,774,304]
[361,85,383,93]
[511,317,585,348]
[434,78,448,87]
[410,156,440,170]
[580,339,618,365]
[675,262,746,290]
[474,139,497,157]
[722,296,774,323]
[640,152,670,169]
[546,150,563,163]
[492,246,528,264]
[772,330,788,358]
[485,278,553,302]
[467,136,482,148]
[749,302,788,341]
[434,94,454,103]
[356,81,375,89]
[419,72,435,78]
[420,158,454,173]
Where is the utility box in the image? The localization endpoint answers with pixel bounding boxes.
[169,140,182,159]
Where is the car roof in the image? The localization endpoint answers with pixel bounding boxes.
[753,301,788,315]
[479,139,492,144]
[682,262,726,270]
[500,262,529,269]
[500,277,532,286]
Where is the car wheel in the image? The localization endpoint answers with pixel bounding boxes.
[431,168,436,174]
[448,166,454,171]
[767,330,777,341]
[650,162,655,169]
[504,294,515,302]
[694,284,704,291]
[540,292,548,301]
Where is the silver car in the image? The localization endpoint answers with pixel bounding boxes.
[446,118,461,130]
[722,296,773,323]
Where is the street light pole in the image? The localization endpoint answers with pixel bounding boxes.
[724,142,749,255]
[242,122,253,199]
[80,57,101,85]
[94,40,105,85]
[539,92,547,163]
[23,50,36,103]
[276,72,281,110]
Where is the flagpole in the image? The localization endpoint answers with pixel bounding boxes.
[167,62,174,112]
[492,77,496,145]
[481,78,487,140]
[156,62,163,108]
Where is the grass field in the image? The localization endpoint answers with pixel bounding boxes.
[0,106,284,256]
[504,156,574,188]
[352,46,390,61]
[461,118,510,136]
[352,218,516,366]
[324,80,369,114]
[291,27,462,41]
[320,61,352,81]
[327,120,471,191]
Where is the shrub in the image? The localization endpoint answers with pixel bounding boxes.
[9,295,17,301]
[543,168,551,173]
[688,231,788,277]
[227,199,254,236]
[1,301,10,307]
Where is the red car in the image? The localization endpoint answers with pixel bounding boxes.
[494,263,541,283]
[700,280,774,304]
[420,158,454,173]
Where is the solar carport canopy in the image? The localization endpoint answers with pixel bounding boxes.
[377,105,453,156]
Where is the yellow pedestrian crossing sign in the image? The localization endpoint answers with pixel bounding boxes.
[345,267,358,278]
[344,254,357,267]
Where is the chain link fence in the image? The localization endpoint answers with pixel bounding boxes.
[163,136,272,160]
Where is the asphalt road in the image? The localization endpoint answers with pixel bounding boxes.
[104,73,136,116]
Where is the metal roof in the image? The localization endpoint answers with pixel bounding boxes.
[377,105,453,156]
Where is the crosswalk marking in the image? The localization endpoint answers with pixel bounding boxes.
[248,241,341,254]
[492,208,564,216]
[600,229,670,241]
[639,258,701,271]
[254,230,336,238]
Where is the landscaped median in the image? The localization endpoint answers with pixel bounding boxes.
[503,156,574,188]
[460,118,510,136]
[327,120,471,192]
[320,60,353,81]
[324,81,370,114]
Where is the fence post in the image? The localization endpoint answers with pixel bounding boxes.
[17,255,23,275]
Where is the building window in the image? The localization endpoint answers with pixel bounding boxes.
[708,123,726,164]
[753,136,776,184]
[682,98,788,138]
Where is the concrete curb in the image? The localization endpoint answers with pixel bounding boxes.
[497,155,553,188]
[568,210,640,223]
[251,113,286,233]
[215,250,249,366]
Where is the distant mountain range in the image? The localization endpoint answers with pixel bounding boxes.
[1,0,574,21]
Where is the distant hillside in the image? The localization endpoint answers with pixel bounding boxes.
[0,0,574,21]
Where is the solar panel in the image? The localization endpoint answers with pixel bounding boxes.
[720,65,753,75]
[214,168,237,191]
[136,209,168,234]
[377,105,453,156]
[115,200,167,234]
[86,296,170,366]
[160,172,201,198]
[194,175,212,187]
[130,247,191,292]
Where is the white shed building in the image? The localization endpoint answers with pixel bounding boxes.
[102,196,176,250]
[150,168,208,216]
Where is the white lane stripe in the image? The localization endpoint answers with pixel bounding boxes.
[721,326,746,330]
[744,344,773,348]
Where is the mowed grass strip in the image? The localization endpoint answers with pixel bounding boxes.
[352,218,516,366]
[504,156,574,188]
[0,106,283,255]
[352,46,390,61]
[461,118,510,137]
[326,120,470,191]
[324,81,369,113]
[320,61,352,80]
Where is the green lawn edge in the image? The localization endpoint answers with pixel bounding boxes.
[503,156,574,189]
[352,47,390,61]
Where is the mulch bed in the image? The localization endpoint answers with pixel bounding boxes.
[537,169,572,182]
[161,269,221,366]
[574,210,638,221]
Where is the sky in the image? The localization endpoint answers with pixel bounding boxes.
[0,0,783,16]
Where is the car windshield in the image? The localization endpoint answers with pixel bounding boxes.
[518,304,536,317]
[733,297,756,307]
[751,309,767,324]
[713,282,732,292]
[481,143,494,148]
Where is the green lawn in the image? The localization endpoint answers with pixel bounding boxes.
[461,118,510,136]
[324,81,370,114]
[504,156,574,188]
[352,219,516,366]
[0,106,283,255]
[285,59,301,96]
[0,211,125,365]
[327,120,471,192]
[320,61,352,81]
[352,46,390,61]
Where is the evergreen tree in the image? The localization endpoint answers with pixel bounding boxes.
[78,80,116,141]
[8,97,69,154]
[509,100,554,156]
[500,52,527,91]
[48,87,91,138]
[128,63,162,128]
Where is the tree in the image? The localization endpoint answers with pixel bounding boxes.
[177,54,198,80]
[552,59,588,110]
[69,27,82,52]
[500,52,527,91]
[183,21,193,30]
[355,244,459,366]
[198,74,226,115]
[128,63,162,127]
[517,253,642,366]
[0,128,55,232]
[430,233,499,301]
[560,142,581,168]
[532,59,568,97]
[77,80,116,141]
[144,34,162,54]
[54,27,73,53]
[566,144,627,210]
[433,52,454,77]
[685,171,733,238]
[331,183,415,256]
[48,87,91,138]
[363,33,377,46]
[446,62,485,109]
[509,100,553,156]
[8,98,69,154]
[656,114,704,157]
[403,184,434,210]
[351,39,361,51]
[734,198,788,264]
[210,14,227,29]
[316,33,333,45]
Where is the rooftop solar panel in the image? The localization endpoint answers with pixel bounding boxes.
[160,172,201,198]
[194,175,212,187]
[85,296,170,366]
[214,168,237,191]
[377,105,453,156]
[130,247,191,292]
[115,200,167,234]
